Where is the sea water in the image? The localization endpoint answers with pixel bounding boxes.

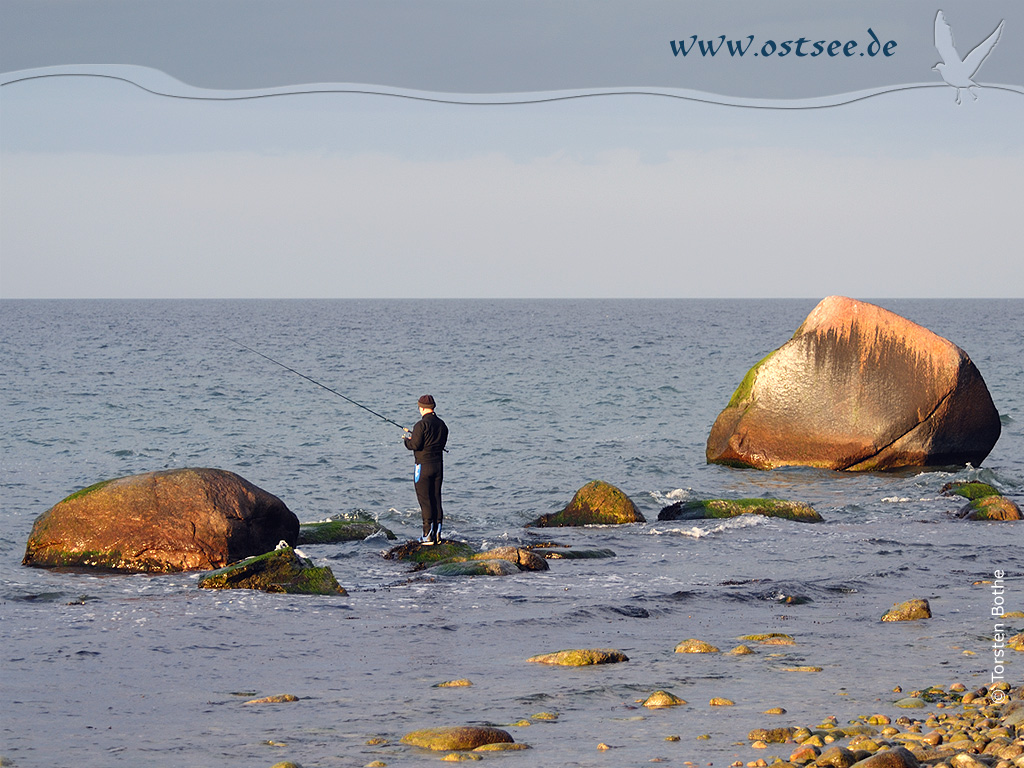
[0,299,1021,768]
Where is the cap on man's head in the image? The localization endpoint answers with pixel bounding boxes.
[418,395,436,408]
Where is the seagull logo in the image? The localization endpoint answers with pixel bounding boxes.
[933,10,1005,104]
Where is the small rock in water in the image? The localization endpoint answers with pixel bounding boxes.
[728,644,756,655]
[710,697,735,706]
[435,679,472,688]
[881,598,931,622]
[527,648,629,666]
[675,638,720,653]
[244,693,299,704]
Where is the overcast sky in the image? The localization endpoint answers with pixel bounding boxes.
[1,2,1022,299]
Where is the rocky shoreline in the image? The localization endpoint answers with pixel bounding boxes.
[255,681,1022,768]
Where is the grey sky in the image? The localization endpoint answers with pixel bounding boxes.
[1,1,1022,298]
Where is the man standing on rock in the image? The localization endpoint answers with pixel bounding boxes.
[403,395,448,545]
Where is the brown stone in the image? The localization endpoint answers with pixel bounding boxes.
[849,747,920,768]
[22,468,298,572]
[706,297,1001,471]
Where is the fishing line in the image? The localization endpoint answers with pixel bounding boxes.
[226,337,409,432]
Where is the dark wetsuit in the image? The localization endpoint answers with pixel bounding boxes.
[404,411,448,537]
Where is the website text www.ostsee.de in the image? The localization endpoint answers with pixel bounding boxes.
[670,29,897,59]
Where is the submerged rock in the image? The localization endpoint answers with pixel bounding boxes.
[22,468,298,573]
[526,480,646,527]
[388,542,551,578]
[297,515,396,543]
[658,498,822,523]
[401,726,514,751]
[470,546,549,571]
[527,648,629,666]
[428,559,521,577]
[198,546,346,595]
[706,296,1001,471]
[536,547,616,559]
[881,598,931,622]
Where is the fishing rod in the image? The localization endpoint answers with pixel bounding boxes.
[226,338,409,432]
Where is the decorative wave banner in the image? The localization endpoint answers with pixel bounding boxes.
[2,1,1022,107]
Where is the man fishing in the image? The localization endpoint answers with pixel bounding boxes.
[403,395,449,545]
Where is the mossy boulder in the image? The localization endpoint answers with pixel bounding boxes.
[957,495,1022,521]
[384,540,477,565]
[297,515,396,544]
[400,726,514,751]
[881,598,931,622]
[527,648,629,666]
[658,498,822,523]
[22,468,298,573]
[706,296,1001,471]
[198,546,346,595]
[527,481,645,527]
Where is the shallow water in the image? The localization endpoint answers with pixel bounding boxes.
[1,299,1021,767]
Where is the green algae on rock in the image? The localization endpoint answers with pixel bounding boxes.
[400,726,514,751]
[526,648,629,666]
[526,480,645,527]
[658,498,822,523]
[940,481,1002,501]
[383,539,477,565]
[297,515,396,544]
[881,598,931,622]
[198,546,346,595]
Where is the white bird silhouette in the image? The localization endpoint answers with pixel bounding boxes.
[933,11,1004,104]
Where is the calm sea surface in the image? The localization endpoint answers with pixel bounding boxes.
[1,299,1021,768]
